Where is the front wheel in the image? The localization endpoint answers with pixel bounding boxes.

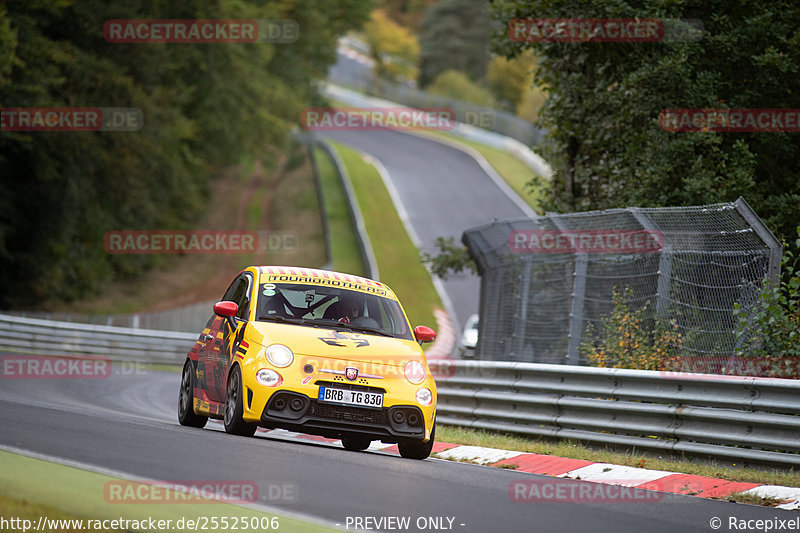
[178,359,208,428]
[224,366,257,437]
[398,424,435,460]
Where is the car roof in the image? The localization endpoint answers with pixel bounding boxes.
[253,266,397,299]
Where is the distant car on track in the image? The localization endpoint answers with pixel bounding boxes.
[178,266,439,459]
[458,314,479,357]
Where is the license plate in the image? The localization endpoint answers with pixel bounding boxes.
[318,387,383,408]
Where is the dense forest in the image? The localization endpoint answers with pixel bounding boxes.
[0,0,371,307]
[492,0,800,246]
[3,0,799,310]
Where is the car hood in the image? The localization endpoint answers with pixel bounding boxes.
[248,321,424,367]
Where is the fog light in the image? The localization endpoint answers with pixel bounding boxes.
[290,398,305,411]
[416,388,433,406]
[408,413,420,426]
[256,368,282,387]
[274,397,287,410]
[392,410,406,424]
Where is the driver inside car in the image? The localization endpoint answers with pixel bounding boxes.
[336,294,362,324]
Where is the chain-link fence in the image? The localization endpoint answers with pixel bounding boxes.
[462,198,782,371]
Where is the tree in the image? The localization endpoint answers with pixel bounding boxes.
[377,0,436,32]
[491,0,800,252]
[418,0,492,88]
[486,49,537,111]
[364,8,419,82]
[426,70,495,107]
[0,0,371,308]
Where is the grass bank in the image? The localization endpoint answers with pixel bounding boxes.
[326,141,441,330]
[436,425,800,491]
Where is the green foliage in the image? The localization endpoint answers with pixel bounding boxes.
[426,70,495,107]
[0,0,371,308]
[364,8,419,82]
[419,236,476,280]
[486,50,536,111]
[491,0,800,253]
[377,0,436,32]
[734,226,800,361]
[418,0,492,88]
[580,287,682,370]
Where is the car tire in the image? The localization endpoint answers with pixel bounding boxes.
[224,366,257,437]
[341,436,371,451]
[178,359,208,428]
[398,423,435,460]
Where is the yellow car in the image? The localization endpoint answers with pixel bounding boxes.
[178,266,439,459]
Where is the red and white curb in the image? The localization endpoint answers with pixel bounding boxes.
[425,307,455,359]
[254,427,800,510]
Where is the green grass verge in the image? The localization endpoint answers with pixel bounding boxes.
[327,141,441,330]
[0,450,334,533]
[436,425,800,489]
[312,145,366,277]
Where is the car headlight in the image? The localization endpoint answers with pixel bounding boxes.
[404,360,426,384]
[256,368,282,387]
[416,387,433,406]
[264,344,294,368]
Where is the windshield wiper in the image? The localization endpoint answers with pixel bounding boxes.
[334,323,395,338]
[256,315,319,327]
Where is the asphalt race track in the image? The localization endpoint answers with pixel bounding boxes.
[0,363,791,533]
[322,130,530,338]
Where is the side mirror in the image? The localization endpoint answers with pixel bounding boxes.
[414,325,437,344]
[213,301,239,318]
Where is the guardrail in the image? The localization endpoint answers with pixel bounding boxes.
[4,312,798,467]
[432,360,800,468]
[0,313,196,364]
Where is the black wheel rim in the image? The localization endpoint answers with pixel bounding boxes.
[180,365,191,416]
[225,372,238,425]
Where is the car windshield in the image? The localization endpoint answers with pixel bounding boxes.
[256,283,412,340]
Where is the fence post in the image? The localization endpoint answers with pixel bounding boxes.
[550,216,586,364]
[631,209,672,315]
[734,196,782,283]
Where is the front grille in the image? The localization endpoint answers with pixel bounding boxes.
[309,401,388,425]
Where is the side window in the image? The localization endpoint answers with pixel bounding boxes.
[222,277,240,302]
[238,275,253,319]
[223,275,252,320]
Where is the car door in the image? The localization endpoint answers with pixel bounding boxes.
[199,273,253,404]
